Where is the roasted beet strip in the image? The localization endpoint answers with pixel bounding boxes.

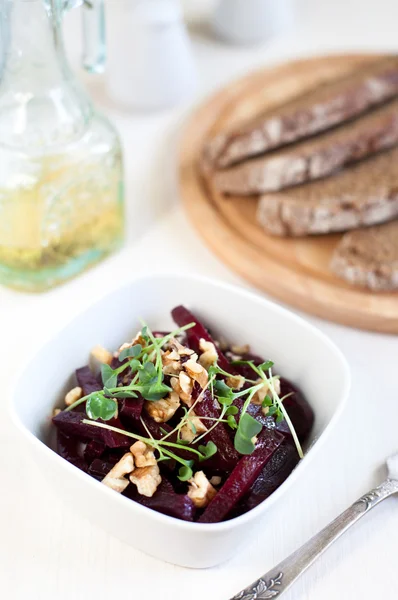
[119,397,144,424]
[171,305,234,373]
[76,366,102,395]
[199,429,284,523]
[53,411,130,448]
[192,385,239,471]
[139,414,194,464]
[238,440,300,513]
[84,439,106,463]
[123,478,196,522]
[57,432,88,473]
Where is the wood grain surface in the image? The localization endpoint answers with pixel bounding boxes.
[179,54,398,334]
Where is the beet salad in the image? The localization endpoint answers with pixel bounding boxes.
[52,305,314,523]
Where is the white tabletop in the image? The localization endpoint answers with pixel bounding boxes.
[2,1,398,598]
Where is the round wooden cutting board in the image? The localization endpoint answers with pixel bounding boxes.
[179,54,398,334]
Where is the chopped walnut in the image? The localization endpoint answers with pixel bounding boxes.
[52,407,62,417]
[171,371,194,406]
[198,338,218,370]
[184,357,208,389]
[226,374,245,390]
[187,471,217,508]
[130,464,161,497]
[210,476,222,487]
[90,345,113,365]
[144,392,180,423]
[162,349,182,376]
[180,411,207,442]
[252,377,281,406]
[130,441,157,467]
[169,337,195,357]
[231,343,250,355]
[64,386,83,407]
[102,453,135,493]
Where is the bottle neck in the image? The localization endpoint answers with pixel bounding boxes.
[0,0,92,150]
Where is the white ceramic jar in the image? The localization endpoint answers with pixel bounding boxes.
[106,0,197,110]
[212,0,295,46]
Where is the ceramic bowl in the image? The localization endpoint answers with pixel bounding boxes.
[10,275,350,568]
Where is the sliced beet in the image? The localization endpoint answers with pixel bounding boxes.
[139,415,192,465]
[123,478,196,522]
[238,440,300,513]
[84,439,106,462]
[171,305,234,373]
[88,455,120,480]
[76,366,102,396]
[192,385,239,471]
[53,411,130,448]
[198,429,284,523]
[57,432,88,472]
[275,378,314,443]
[119,396,144,425]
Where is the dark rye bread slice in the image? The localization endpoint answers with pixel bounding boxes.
[213,99,398,195]
[204,56,398,169]
[331,221,398,291]
[257,147,398,237]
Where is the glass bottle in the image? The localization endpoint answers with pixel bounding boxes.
[0,0,124,292]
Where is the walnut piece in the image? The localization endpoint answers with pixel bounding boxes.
[144,392,180,423]
[180,411,207,442]
[64,386,83,407]
[52,407,62,417]
[210,476,222,487]
[169,337,195,357]
[231,343,250,355]
[102,453,135,493]
[252,377,281,406]
[198,338,218,370]
[162,349,182,376]
[90,345,113,365]
[171,371,194,406]
[130,441,157,467]
[187,471,217,508]
[184,357,208,389]
[130,464,161,497]
[226,374,245,390]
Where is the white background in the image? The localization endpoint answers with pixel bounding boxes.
[1,1,398,598]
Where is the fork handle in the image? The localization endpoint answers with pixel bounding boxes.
[230,478,398,600]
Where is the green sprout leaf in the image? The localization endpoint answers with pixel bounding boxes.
[109,390,138,399]
[225,405,239,416]
[141,382,171,401]
[86,393,118,421]
[141,325,149,342]
[262,395,273,408]
[178,461,195,481]
[138,362,158,385]
[258,360,274,371]
[101,364,118,389]
[214,379,234,400]
[227,414,238,430]
[239,413,262,439]
[234,413,262,455]
[119,344,142,362]
[198,441,217,461]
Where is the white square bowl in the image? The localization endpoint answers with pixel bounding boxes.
[9,275,350,568]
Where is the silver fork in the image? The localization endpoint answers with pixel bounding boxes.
[230,454,398,599]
